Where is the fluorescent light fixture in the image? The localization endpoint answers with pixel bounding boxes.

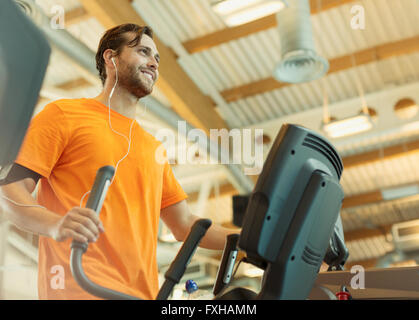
[212,0,286,27]
[382,184,419,201]
[212,0,262,15]
[323,114,373,139]
[226,2,286,26]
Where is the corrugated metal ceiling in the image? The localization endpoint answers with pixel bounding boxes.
[28,0,419,269]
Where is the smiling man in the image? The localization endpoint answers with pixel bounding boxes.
[0,24,238,300]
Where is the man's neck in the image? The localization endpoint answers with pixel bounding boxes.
[93,84,139,119]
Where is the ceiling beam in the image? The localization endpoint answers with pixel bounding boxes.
[342,190,384,208]
[344,225,392,242]
[343,140,419,168]
[187,138,419,202]
[221,35,419,102]
[182,0,356,54]
[65,6,89,26]
[343,182,419,209]
[65,0,140,26]
[55,77,92,90]
[78,0,228,134]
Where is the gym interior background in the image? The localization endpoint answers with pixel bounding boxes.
[1,0,419,299]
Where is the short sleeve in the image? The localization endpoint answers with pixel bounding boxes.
[14,103,69,179]
[161,159,188,210]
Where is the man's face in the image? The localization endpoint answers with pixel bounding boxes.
[113,33,160,98]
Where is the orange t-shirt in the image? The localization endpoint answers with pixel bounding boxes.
[15,98,188,300]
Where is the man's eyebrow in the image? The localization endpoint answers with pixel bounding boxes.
[138,45,160,62]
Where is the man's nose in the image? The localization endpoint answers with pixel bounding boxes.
[148,57,158,70]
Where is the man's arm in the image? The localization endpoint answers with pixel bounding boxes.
[0,164,104,243]
[0,174,60,237]
[160,200,240,251]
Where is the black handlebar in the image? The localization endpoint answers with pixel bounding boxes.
[70,244,139,299]
[70,166,212,300]
[156,218,212,300]
[84,165,115,213]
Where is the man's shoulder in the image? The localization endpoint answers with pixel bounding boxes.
[38,98,98,122]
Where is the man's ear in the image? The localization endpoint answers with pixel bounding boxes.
[103,49,116,68]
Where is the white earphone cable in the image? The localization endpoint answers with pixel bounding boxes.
[79,57,135,207]
[2,57,136,211]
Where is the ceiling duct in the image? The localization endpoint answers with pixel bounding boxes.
[273,0,329,83]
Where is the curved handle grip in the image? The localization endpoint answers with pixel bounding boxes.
[71,165,115,253]
[70,166,140,300]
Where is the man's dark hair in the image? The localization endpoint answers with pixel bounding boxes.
[95,23,153,85]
